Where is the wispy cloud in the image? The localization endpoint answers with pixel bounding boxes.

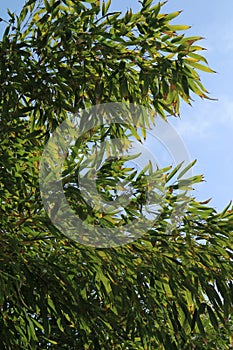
[170,96,233,142]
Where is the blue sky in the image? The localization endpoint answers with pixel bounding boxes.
[1,0,233,211]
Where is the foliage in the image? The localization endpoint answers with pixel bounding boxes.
[0,0,232,349]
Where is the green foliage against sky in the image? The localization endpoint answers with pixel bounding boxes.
[0,0,232,349]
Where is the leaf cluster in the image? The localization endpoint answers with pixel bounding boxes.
[0,1,232,349]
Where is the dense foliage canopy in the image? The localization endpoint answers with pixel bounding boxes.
[0,0,232,349]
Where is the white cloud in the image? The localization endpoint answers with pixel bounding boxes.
[170,96,233,142]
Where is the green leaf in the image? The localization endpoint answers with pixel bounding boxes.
[166,162,184,182]
[188,52,208,64]
[219,201,232,217]
[181,75,189,96]
[44,0,50,12]
[187,61,216,73]
[164,10,182,21]
[168,24,191,31]
[102,0,111,16]
[177,159,197,179]
[207,305,219,331]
